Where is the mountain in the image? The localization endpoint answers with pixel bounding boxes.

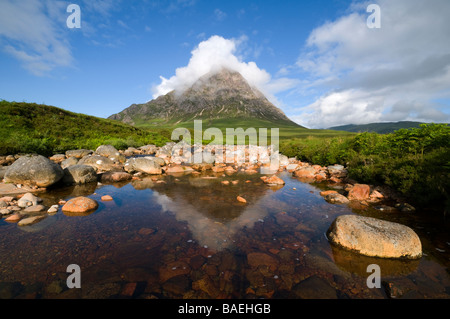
[108,68,302,129]
[328,121,426,134]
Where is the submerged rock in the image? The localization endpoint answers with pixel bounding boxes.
[4,155,64,188]
[327,215,422,259]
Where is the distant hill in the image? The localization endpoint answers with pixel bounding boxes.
[0,100,170,156]
[327,121,427,134]
[109,68,302,130]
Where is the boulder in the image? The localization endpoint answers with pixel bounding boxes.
[49,154,66,163]
[65,149,93,159]
[260,175,285,185]
[293,167,316,179]
[100,171,132,183]
[18,215,46,226]
[327,164,347,178]
[61,156,79,169]
[348,184,371,201]
[62,165,98,185]
[327,215,422,259]
[95,145,126,163]
[62,197,98,214]
[147,156,166,167]
[165,165,194,175]
[23,205,46,213]
[4,155,64,187]
[18,193,42,208]
[323,193,350,204]
[78,155,116,172]
[139,145,158,155]
[124,157,162,175]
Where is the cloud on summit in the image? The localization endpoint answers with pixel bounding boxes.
[151,35,299,105]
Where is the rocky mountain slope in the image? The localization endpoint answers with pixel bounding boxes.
[109,68,301,128]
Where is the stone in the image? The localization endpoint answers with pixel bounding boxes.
[347,184,371,201]
[4,213,21,222]
[320,190,338,196]
[100,171,132,183]
[293,276,338,299]
[101,195,113,201]
[47,205,59,214]
[0,196,15,203]
[247,252,279,271]
[23,205,46,213]
[100,172,133,184]
[159,261,191,283]
[138,145,158,155]
[65,149,93,159]
[286,163,299,172]
[124,157,162,175]
[78,155,116,172]
[60,156,79,169]
[237,196,247,203]
[18,193,42,208]
[62,165,98,185]
[4,155,64,187]
[293,167,316,179]
[18,215,46,226]
[260,175,285,185]
[62,197,99,214]
[165,165,193,175]
[95,145,125,163]
[0,208,11,216]
[327,164,347,178]
[396,203,416,212]
[327,215,422,259]
[323,193,350,204]
[49,154,66,163]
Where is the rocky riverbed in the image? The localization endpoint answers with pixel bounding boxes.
[0,143,448,299]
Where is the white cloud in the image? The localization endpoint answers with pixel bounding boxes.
[151,35,299,105]
[294,0,450,128]
[0,0,73,76]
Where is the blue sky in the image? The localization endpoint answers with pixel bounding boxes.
[1,0,449,128]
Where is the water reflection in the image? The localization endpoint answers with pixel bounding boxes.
[1,168,449,299]
[330,245,420,277]
[133,173,282,251]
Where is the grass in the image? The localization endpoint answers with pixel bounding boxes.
[0,100,171,156]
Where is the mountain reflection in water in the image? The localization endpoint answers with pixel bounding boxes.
[0,171,449,299]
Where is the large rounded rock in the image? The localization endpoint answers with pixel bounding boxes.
[95,145,125,163]
[124,157,162,175]
[62,165,98,185]
[4,155,64,187]
[78,155,116,172]
[327,215,422,259]
[62,196,98,214]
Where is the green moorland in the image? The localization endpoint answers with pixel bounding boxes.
[280,123,450,212]
[0,100,171,156]
[136,117,353,143]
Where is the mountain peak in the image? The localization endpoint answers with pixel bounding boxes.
[109,69,299,127]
